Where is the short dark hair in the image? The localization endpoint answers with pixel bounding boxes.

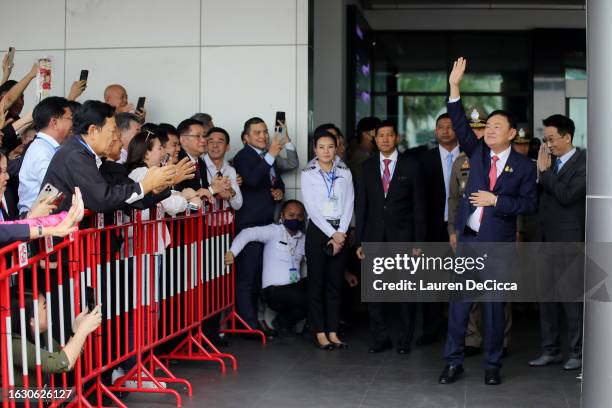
[356,116,381,135]
[67,100,82,116]
[243,117,266,135]
[487,110,517,130]
[191,113,213,127]
[436,113,450,125]
[206,126,230,144]
[156,131,169,147]
[177,118,204,136]
[542,114,575,141]
[158,123,178,136]
[71,100,116,135]
[280,199,305,214]
[115,112,141,132]
[124,130,159,172]
[32,96,71,132]
[313,129,337,147]
[375,120,397,135]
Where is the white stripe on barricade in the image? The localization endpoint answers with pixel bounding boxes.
[106,261,111,320]
[115,259,121,317]
[183,242,188,294]
[205,236,210,283]
[19,308,27,377]
[5,316,14,386]
[46,291,53,352]
[67,279,74,345]
[32,297,41,366]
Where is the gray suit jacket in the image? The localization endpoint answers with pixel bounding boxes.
[538,148,586,242]
[275,147,299,173]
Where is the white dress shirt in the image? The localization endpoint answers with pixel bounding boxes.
[439,144,460,221]
[230,223,305,288]
[129,166,187,253]
[300,159,354,237]
[379,149,399,179]
[203,154,242,211]
[467,145,512,232]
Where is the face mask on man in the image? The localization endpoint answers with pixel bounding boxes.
[282,219,303,232]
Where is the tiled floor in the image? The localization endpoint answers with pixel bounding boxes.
[127,316,582,408]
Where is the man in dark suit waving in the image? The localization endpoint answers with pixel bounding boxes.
[439,58,537,386]
[232,117,285,329]
[528,114,585,371]
[356,120,426,354]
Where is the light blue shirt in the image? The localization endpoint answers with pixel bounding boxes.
[555,147,576,172]
[439,144,460,221]
[18,132,61,213]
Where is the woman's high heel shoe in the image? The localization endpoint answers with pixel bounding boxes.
[315,336,335,351]
[331,341,349,350]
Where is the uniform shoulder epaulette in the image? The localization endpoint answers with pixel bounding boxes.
[302,166,317,172]
[336,163,348,170]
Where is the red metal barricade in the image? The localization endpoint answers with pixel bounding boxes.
[0,206,263,408]
[0,233,76,407]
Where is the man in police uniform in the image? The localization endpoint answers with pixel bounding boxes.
[447,107,486,357]
[447,106,486,251]
[512,128,530,156]
[513,128,542,243]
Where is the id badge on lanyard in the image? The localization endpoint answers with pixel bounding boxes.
[320,168,339,217]
[289,267,299,283]
[285,231,300,283]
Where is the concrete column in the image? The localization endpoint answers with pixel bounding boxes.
[582,0,612,406]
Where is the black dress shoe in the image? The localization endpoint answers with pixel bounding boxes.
[397,345,411,354]
[484,368,501,385]
[438,364,464,384]
[416,333,437,346]
[464,346,481,357]
[209,334,231,347]
[368,339,392,353]
[258,324,278,341]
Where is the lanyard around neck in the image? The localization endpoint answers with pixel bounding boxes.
[318,164,336,199]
